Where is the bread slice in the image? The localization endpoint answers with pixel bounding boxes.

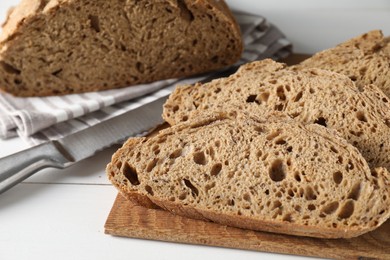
[106,112,390,238]
[163,59,390,171]
[294,30,390,97]
[0,0,242,96]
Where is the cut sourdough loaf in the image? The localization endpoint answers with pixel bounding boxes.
[0,0,242,96]
[106,112,390,239]
[294,30,390,97]
[163,59,390,171]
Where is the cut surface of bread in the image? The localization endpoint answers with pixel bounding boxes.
[0,0,242,96]
[106,112,390,239]
[294,30,390,97]
[163,59,390,171]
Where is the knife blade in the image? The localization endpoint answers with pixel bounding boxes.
[0,94,168,194]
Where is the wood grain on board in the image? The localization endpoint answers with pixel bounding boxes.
[105,194,390,259]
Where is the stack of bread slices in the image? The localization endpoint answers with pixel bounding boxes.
[107,30,390,239]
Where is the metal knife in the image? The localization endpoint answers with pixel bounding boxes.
[0,95,168,195]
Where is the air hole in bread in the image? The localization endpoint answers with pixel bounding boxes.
[120,44,127,52]
[259,92,270,102]
[169,149,182,159]
[205,182,216,193]
[227,199,235,206]
[294,91,303,102]
[88,15,101,33]
[349,75,358,82]
[13,78,22,85]
[38,0,50,11]
[356,111,368,122]
[116,161,122,169]
[276,86,286,101]
[314,117,327,127]
[330,146,339,153]
[338,200,354,219]
[294,172,301,182]
[145,185,154,196]
[179,192,187,200]
[333,171,343,184]
[177,0,195,22]
[207,147,215,159]
[346,160,355,171]
[146,158,159,172]
[211,56,219,63]
[122,162,140,186]
[136,62,145,73]
[275,104,284,111]
[275,138,286,145]
[283,214,292,222]
[308,204,316,211]
[157,137,167,143]
[254,126,264,134]
[193,151,207,165]
[348,182,361,200]
[183,179,199,197]
[246,95,259,103]
[266,131,280,140]
[305,186,317,200]
[51,69,63,77]
[268,79,277,84]
[269,159,286,182]
[0,61,21,75]
[272,200,282,209]
[337,156,343,164]
[321,201,339,215]
[210,163,222,176]
[384,119,390,128]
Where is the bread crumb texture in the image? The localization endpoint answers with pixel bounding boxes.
[163,59,390,172]
[107,113,390,238]
[0,0,242,96]
[295,30,390,98]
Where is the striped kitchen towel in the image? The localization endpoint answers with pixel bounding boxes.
[0,11,292,146]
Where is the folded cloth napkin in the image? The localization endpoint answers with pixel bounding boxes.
[0,11,292,146]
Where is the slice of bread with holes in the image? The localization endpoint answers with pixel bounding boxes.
[163,59,390,172]
[0,0,242,96]
[294,30,390,97]
[106,112,390,238]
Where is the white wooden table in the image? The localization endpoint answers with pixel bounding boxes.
[1,1,389,259]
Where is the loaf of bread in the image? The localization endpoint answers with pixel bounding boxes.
[0,0,242,96]
[294,30,390,97]
[106,112,390,238]
[163,59,390,171]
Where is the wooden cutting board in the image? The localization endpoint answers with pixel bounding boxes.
[105,194,390,259]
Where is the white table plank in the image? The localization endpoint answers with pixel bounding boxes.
[0,184,301,260]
